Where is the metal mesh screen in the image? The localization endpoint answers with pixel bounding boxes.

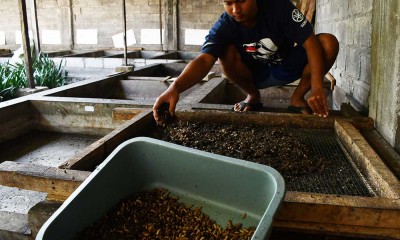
[153,124,376,197]
[287,129,376,197]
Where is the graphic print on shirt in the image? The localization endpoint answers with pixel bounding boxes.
[243,38,283,65]
[292,9,304,23]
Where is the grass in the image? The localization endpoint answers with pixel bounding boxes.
[0,51,67,102]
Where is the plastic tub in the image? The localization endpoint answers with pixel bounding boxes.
[37,137,285,239]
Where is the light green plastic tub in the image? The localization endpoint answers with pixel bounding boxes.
[37,137,285,240]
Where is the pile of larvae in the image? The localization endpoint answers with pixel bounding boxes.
[157,120,325,178]
[79,188,255,239]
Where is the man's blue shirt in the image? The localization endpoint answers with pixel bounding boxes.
[201,0,313,67]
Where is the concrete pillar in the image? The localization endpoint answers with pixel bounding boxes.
[60,0,74,50]
[370,1,400,152]
[164,0,178,51]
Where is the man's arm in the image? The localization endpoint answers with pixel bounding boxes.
[153,53,217,121]
[302,32,329,117]
[172,53,217,93]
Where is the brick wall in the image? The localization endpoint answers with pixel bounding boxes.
[315,0,373,112]
[178,0,222,51]
[0,0,21,50]
[0,0,222,52]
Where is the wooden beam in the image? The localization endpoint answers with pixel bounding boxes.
[68,0,75,48]
[17,0,35,88]
[127,76,173,81]
[273,221,400,239]
[278,192,400,228]
[0,161,90,201]
[274,191,400,238]
[59,109,154,170]
[29,0,40,54]
[325,72,336,91]
[174,110,375,130]
[159,0,163,51]
[108,109,375,130]
[122,0,127,66]
[112,107,144,120]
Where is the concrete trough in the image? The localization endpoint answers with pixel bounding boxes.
[0,53,12,57]
[44,63,222,106]
[1,108,399,239]
[68,110,399,239]
[129,62,332,111]
[0,99,146,169]
[130,62,221,78]
[45,76,206,106]
[152,51,200,61]
[0,49,13,64]
[192,78,334,111]
[43,50,78,58]
[0,99,148,239]
[0,49,13,57]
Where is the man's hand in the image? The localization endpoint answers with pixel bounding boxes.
[307,87,329,117]
[153,86,179,122]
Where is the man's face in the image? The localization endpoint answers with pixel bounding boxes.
[223,0,258,27]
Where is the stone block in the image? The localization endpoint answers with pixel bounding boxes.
[360,51,371,84]
[353,81,370,107]
[345,47,361,80]
[65,57,85,68]
[354,16,372,47]
[115,66,133,73]
[85,58,103,68]
[0,186,46,240]
[16,87,49,97]
[103,58,123,69]
[145,59,167,65]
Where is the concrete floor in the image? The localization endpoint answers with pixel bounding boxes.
[0,186,46,239]
[0,131,100,167]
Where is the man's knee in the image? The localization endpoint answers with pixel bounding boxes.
[317,33,339,58]
[218,44,241,68]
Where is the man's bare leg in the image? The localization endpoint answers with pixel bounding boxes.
[218,44,261,111]
[290,33,339,114]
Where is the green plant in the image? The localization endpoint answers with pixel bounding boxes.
[0,61,27,101]
[0,50,68,102]
[33,52,67,88]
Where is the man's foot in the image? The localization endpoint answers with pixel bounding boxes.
[233,92,262,112]
[233,101,263,112]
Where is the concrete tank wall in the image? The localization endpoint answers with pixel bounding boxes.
[370,0,400,152]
